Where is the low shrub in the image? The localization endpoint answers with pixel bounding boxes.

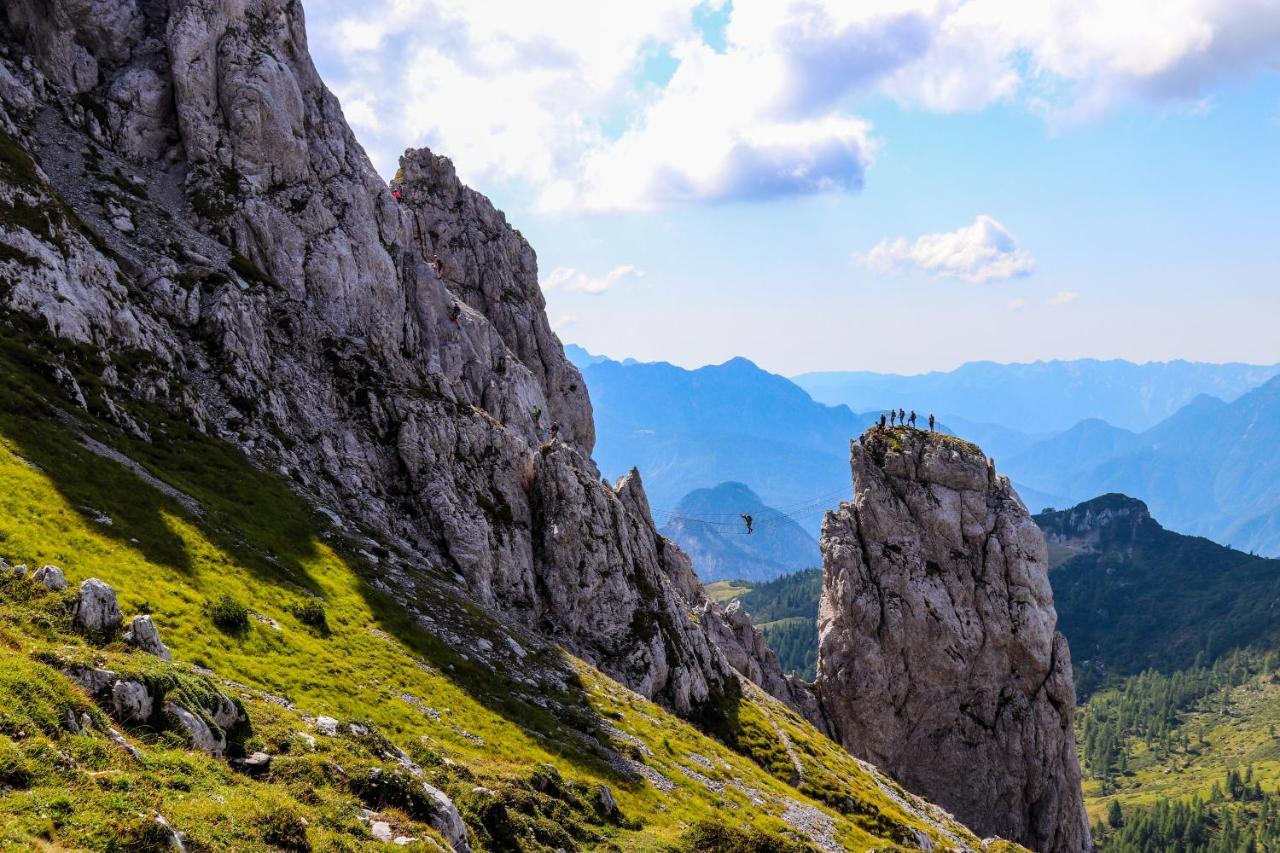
[292,599,328,633]
[209,595,249,633]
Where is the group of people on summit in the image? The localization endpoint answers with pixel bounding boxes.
[877,408,935,432]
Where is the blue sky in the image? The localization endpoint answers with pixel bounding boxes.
[304,0,1280,375]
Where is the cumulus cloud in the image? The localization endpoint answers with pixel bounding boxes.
[542,265,644,295]
[859,215,1036,284]
[307,0,1280,210]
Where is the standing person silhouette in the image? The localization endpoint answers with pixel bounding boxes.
[929,413,936,432]
[890,410,897,427]
[909,410,917,428]
[899,407,906,426]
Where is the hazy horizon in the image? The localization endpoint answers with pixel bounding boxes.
[566,341,1280,380]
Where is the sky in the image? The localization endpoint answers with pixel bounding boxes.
[303,0,1280,375]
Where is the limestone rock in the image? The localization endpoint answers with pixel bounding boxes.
[73,578,122,636]
[593,784,619,819]
[125,614,172,660]
[233,751,272,775]
[0,0,732,718]
[210,692,240,730]
[33,564,67,590]
[695,598,823,727]
[814,430,1090,853]
[65,664,118,698]
[107,726,144,761]
[111,679,153,723]
[417,778,469,853]
[165,701,226,757]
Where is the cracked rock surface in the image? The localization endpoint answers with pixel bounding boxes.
[0,0,734,716]
[815,429,1090,853]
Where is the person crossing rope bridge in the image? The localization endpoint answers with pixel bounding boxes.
[740,513,754,535]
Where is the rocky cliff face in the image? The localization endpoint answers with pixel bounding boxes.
[815,429,1091,852]
[1036,493,1151,557]
[0,0,735,716]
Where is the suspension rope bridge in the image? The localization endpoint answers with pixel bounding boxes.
[647,485,853,534]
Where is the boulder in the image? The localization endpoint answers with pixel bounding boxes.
[111,679,153,723]
[73,578,122,636]
[32,564,67,590]
[124,614,172,660]
[65,665,118,698]
[419,779,470,853]
[593,784,619,819]
[233,751,271,775]
[165,702,226,758]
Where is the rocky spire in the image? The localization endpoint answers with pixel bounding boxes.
[814,429,1090,853]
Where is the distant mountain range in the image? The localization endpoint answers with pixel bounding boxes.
[571,346,1280,556]
[794,359,1280,434]
[1036,494,1280,695]
[659,482,820,582]
[1005,376,1280,555]
[569,347,872,535]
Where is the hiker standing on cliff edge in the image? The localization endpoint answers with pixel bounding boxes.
[929,413,936,432]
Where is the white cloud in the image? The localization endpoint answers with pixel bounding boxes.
[1008,297,1028,311]
[1048,290,1081,306]
[859,215,1036,284]
[542,265,644,295]
[551,314,579,332]
[307,0,1280,210]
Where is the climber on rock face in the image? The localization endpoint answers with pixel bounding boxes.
[449,303,462,324]
[392,189,402,201]
[740,513,754,535]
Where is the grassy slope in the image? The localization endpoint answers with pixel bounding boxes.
[1080,663,1280,849]
[0,331,997,851]
[1083,672,1280,818]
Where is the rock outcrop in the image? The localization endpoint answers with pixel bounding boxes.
[125,614,172,660]
[0,0,732,717]
[73,578,122,636]
[33,564,68,590]
[815,429,1090,853]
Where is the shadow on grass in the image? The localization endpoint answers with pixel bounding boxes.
[0,315,325,590]
[0,312,651,792]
